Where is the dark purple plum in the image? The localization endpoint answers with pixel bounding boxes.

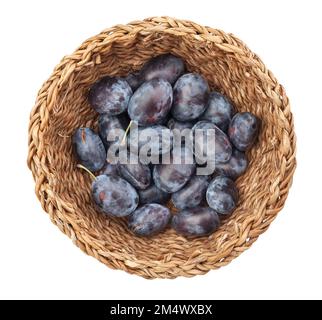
[138,184,170,205]
[191,121,232,164]
[215,149,248,180]
[72,128,106,172]
[228,112,260,151]
[88,77,132,115]
[128,78,173,126]
[118,111,132,129]
[167,118,194,145]
[171,207,220,237]
[98,162,119,176]
[171,175,210,210]
[206,176,238,215]
[159,112,172,126]
[167,118,194,131]
[172,73,209,121]
[128,125,173,158]
[140,54,185,85]
[98,114,125,149]
[128,203,171,236]
[92,175,139,217]
[125,72,141,91]
[153,148,196,193]
[118,162,151,190]
[201,91,235,132]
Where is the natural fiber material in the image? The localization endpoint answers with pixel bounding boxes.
[27,17,296,279]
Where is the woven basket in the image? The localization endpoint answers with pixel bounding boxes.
[27,17,296,279]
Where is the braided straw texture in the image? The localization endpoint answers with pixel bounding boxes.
[27,17,296,279]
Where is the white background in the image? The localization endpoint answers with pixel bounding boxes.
[0,0,321,300]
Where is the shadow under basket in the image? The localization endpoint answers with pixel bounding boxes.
[27,17,296,279]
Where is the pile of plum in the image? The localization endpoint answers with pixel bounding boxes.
[72,54,260,238]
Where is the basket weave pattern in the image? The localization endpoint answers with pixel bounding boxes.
[27,17,296,279]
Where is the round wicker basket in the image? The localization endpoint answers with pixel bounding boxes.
[27,17,296,279]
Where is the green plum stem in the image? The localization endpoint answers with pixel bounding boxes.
[121,120,133,146]
[76,164,97,181]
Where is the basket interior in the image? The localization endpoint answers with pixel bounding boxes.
[42,30,289,274]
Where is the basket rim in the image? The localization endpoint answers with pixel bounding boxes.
[27,16,296,279]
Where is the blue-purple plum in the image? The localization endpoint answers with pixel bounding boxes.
[118,112,132,129]
[138,184,170,205]
[167,118,194,131]
[118,162,151,190]
[153,148,195,193]
[228,112,260,151]
[128,203,171,236]
[171,207,220,237]
[140,54,185,85]
[172,73,209,121]
[206,176,238,215]
[167,118,194,145]
[125,72,141,91]
[171,175,209,210]
[72,128,106,172]
[128,79,173,126]
[128,125,173,157]
[88,77,132,115]
[191,121,232,164]
[99,162,119,176]
[98,114,125,149]
[92,175,139,217]
[215,149,248,180]
[201,91,235,132]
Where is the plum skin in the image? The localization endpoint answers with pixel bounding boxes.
[92,175,139,217]
[206,176,239,215]
[128,125,173,157]
[72,128,106,172]
[128,78,173,126]
[140,54,185,85]
[228,112,260,151]
[167,118,194,145]
[153,148,196,193]
[98,114,125,149]
[118,162,151,190]
[172,73,209,121]
[139,184,170,205]
[201,91,235,132]
[190,120,232,164]
[128,203,171,236]
[98,162,119,176]
[171,175,209,210]
[172,206,220,237]
[215,149,248,180]
[88,77,132,115]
